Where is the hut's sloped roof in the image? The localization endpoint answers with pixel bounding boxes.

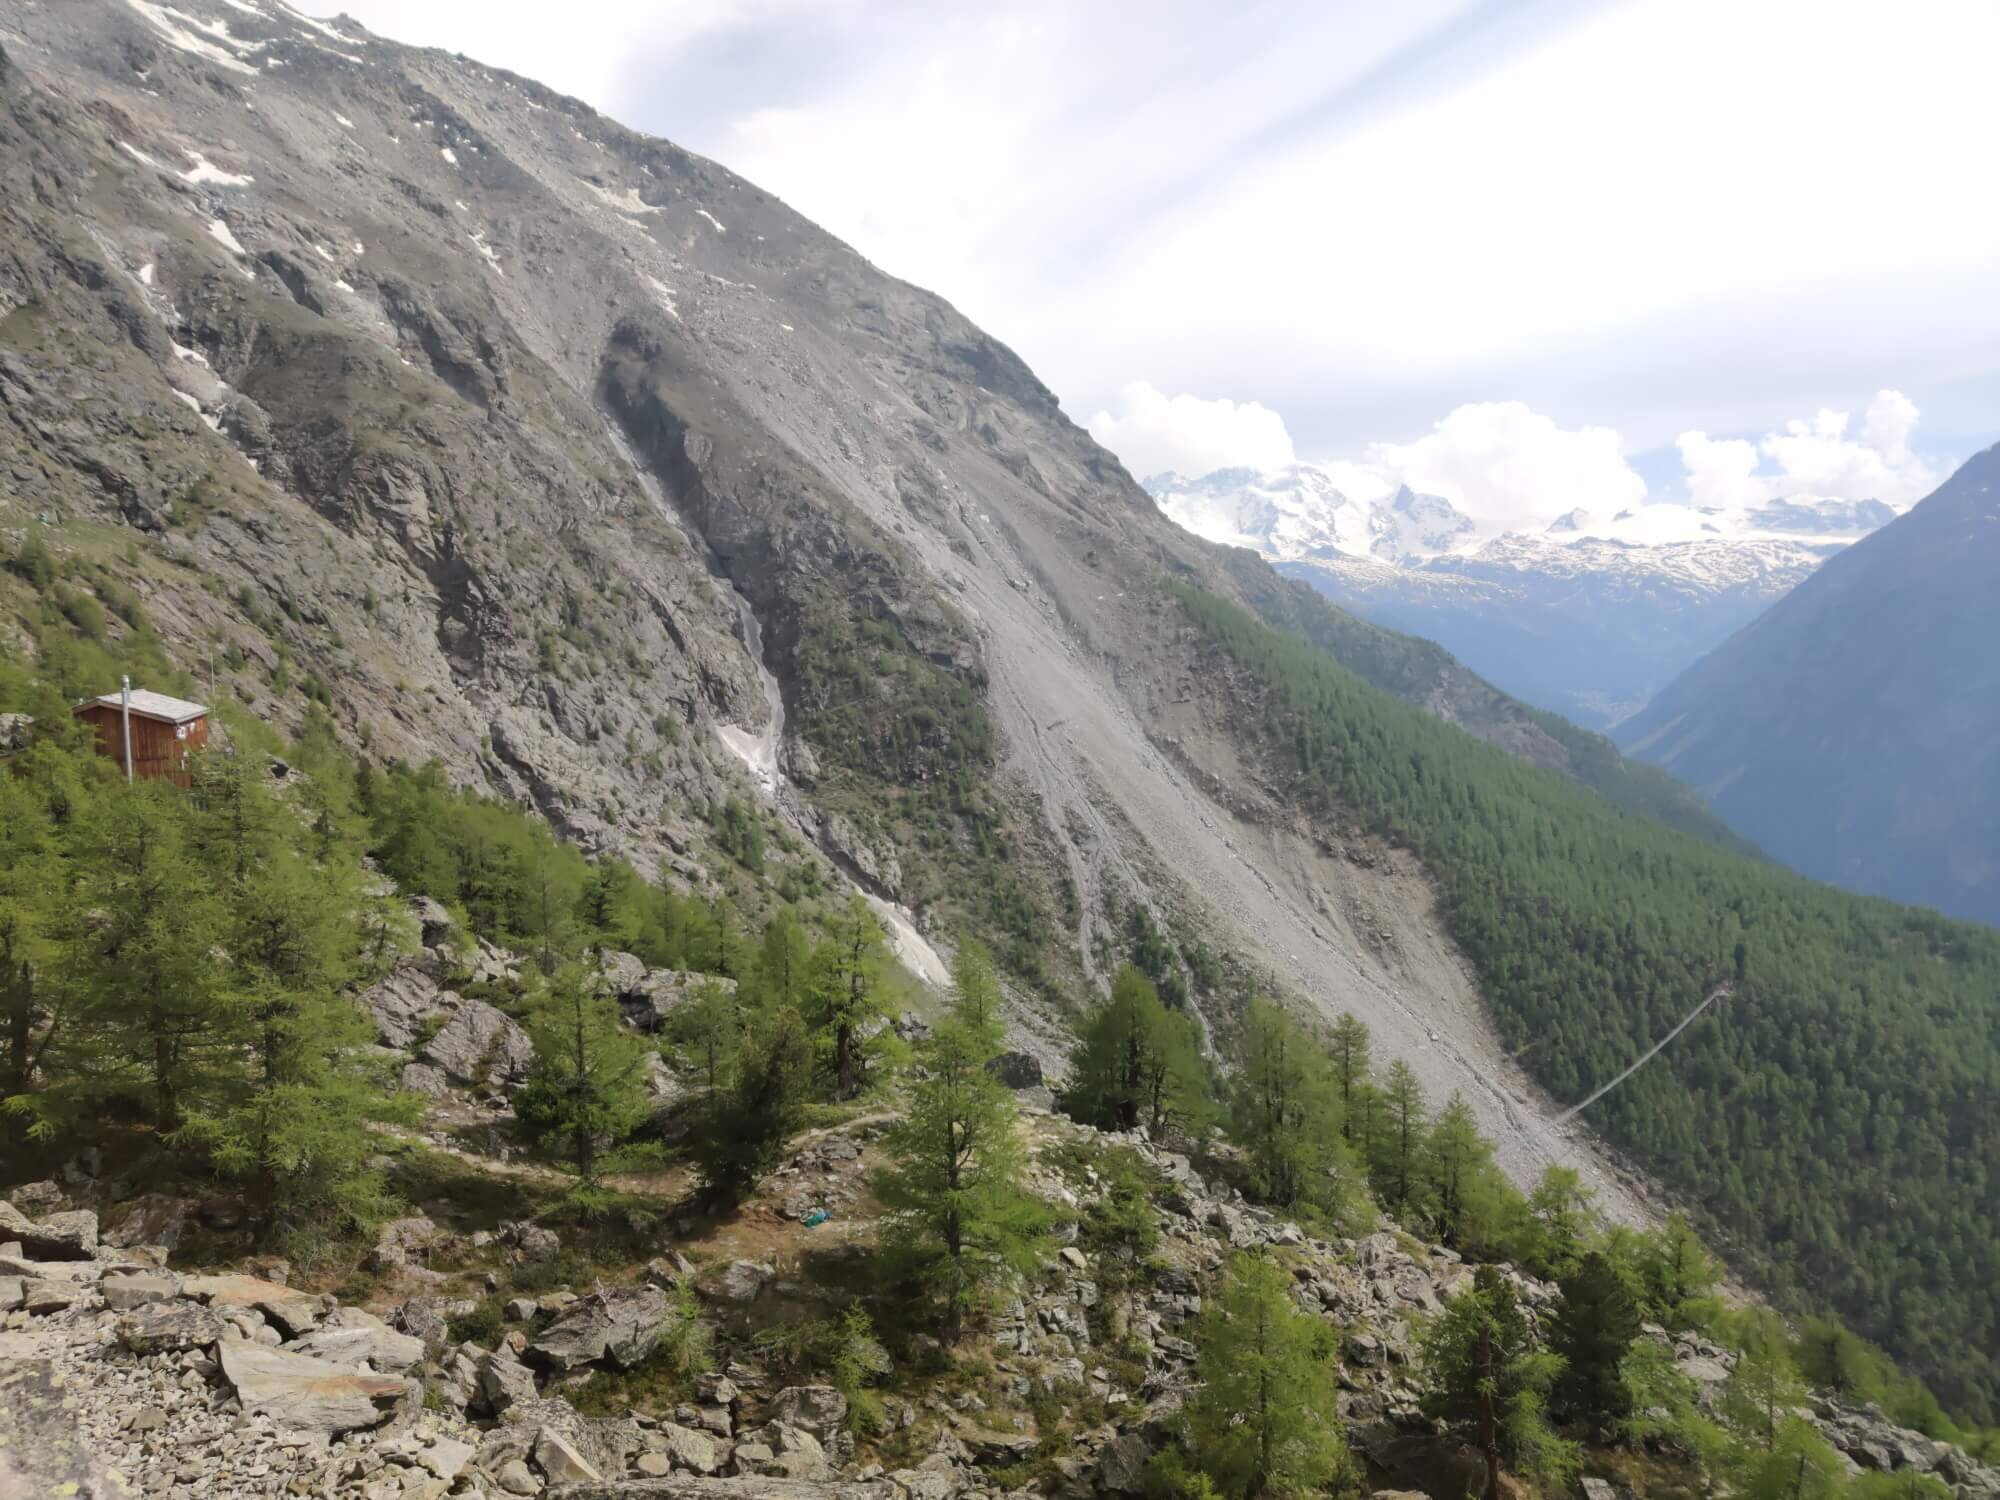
[79,690,209,725]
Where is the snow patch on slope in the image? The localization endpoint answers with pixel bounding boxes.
[206,216,247,255]
[181,151,253,187]
[120,1,261,74]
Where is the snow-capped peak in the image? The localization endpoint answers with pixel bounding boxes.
[1147,464,1474,565]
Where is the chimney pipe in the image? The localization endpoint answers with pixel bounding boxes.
[120,674,134,784]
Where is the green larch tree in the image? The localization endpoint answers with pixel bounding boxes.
[1419,1264,1578,1500]
[517,963,655,1184]
[876,940,1051,1342]
[1182,1252,1353,1499]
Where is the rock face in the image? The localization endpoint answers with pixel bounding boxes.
[421,998,535,1087]
[218,1341,410,1436]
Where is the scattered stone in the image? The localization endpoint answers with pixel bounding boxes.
[479,1349,540,1414]
[769,1385,847,1442]
[495,1457,541,1495]
[988,1051,1044,1090]
[656,1422,723,1474]
[100,1193,195,1251]
[9,1181,63,1212]
[369,1215,440,1271]
[181,1273,325,1337]
[1097,1433,1152,1493]
[21,1279,78,1314]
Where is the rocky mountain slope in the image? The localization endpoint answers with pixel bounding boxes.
[1147,467,1896,727]
[1618,443,2000,927]
[0,0,1706,1213]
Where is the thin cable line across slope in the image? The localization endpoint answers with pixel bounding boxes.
[1536,979,1734,1137]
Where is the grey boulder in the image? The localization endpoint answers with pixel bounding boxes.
[219,1341,410,1436]
[289,1306,427,1372]
[526,1285,668,1371]
[117,1301,226,1354]
[362,966,458,1050]
[0,1202,97,1260]
[421,998,534,1086]
[100,1271,182,1311]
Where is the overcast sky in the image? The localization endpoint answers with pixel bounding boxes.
[305,0,2000,529]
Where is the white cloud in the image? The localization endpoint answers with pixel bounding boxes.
[1098,390,1648,536]
[1363,402,1646,533]
[1086,382,1296,480]
[1674,432,1766,508]
[1678,390,1937,507]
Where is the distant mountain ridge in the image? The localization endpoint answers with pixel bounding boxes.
[1618,442,2000,927]
[1147,464,1899,727]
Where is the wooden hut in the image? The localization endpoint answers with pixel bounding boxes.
[73,689,209,784]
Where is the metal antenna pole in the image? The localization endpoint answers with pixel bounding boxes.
[120,674,134,784]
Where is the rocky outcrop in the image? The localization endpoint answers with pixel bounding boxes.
[421,997,535,1088]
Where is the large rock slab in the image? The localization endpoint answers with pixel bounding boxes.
[117,1300,226,1353]
[100,1270,183,1312]
[363,966,460,1049]
[180,1273,325,1336]
[0,1201,97,1260]
[289,1306,427,1372]
[421,997,534,1086]
[218,1341,410,1436]
[526,1285,668,1371]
